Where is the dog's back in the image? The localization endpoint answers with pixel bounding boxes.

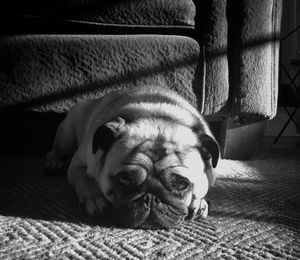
[83,86,211,137]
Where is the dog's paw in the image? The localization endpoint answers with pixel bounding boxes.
[186,198,209,220]
[198,199,209,219]
[80,195,110,218]
[45,151,68,175]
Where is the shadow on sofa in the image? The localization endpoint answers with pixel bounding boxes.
[0,0,283,159]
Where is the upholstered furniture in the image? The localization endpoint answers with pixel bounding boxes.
[0,0,283,159]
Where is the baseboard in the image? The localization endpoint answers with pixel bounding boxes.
[221,119,268,160]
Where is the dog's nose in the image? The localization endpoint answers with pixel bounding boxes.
[142,193,152,209]
[142,193,162,209]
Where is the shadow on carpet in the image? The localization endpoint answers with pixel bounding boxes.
[0,148,300,259]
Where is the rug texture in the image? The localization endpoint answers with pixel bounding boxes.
[0,148,299,259]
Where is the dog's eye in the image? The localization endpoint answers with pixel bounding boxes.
[169,174,190,191]
[117,168,146,187]
[118,171,131,186]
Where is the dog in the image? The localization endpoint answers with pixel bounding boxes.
[46,86,220,228]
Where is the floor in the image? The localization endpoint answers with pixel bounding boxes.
[261,106,300,150]
[260,136,300,149]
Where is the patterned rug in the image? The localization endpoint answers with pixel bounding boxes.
[1,148,300,259]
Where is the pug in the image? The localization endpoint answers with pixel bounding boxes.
[45,86,220,229]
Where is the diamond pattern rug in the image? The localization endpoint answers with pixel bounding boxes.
[1,148,299,259]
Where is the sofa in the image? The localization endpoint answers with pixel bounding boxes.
[0,0,283,159]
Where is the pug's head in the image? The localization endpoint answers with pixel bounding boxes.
[91,116,219,229]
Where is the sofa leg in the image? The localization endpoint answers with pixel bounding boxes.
[219,119,268,160]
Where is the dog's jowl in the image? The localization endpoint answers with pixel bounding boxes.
[46,86,220,228]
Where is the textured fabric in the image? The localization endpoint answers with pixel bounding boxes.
[0,0,283,120]
[196,0,229,116]
[1,148,299,259]
[0,35,204,113]
[193,0,282,119]
[3,0,196,27]
[227,0,282,119]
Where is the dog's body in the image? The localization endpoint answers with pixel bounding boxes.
[46,86,219,228]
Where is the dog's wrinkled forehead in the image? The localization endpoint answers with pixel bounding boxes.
[140,138,184,162]
[122,120,199,170]
[126,119,199,149]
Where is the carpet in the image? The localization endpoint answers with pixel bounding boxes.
[0,148,299,259]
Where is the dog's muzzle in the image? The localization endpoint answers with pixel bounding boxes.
[112,193,188,229]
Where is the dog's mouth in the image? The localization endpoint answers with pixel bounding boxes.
[112,193,188,229]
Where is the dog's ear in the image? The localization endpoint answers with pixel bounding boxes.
[192,118,220,169]
[198,134,220,168]
[92,117,126,154]
[198,134,220,187]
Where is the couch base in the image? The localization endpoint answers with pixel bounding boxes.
[0,111,64,155]
[219,119,268,160]
[1,111,267,161]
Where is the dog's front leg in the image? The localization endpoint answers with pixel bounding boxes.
[68,165,110,217]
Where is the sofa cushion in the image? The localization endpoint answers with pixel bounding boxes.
[229,0,282,119]
[0,35,206,113]
[5,0,196,27]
